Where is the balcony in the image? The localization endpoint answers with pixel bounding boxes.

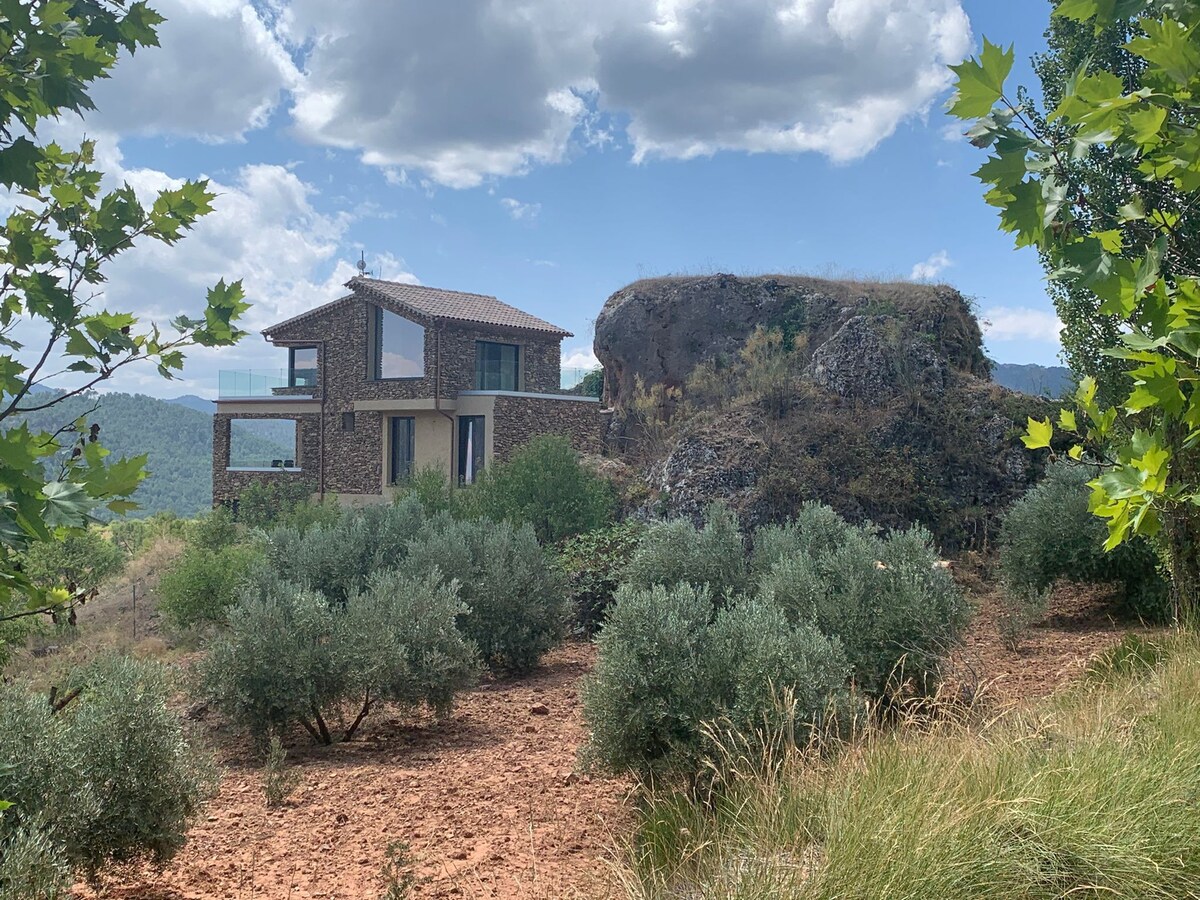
[218,368,317,399]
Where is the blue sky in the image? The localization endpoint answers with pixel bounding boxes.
[42,0,1065,397]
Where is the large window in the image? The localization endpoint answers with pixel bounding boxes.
[389,416,414,484]
[288,346,317,387]
[457,416,485,485]
[475,341,519,391]
[371,307,425,379]
[228,419,298,469]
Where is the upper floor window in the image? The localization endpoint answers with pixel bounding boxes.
[370,306,425,379]
[476,341,519,391]
[288,346,317,387]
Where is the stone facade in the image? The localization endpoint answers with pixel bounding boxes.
[212,410,321,505]
[491,394,604,462]
[213,287,598,506]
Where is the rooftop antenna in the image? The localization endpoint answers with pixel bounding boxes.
[356,251,372,278]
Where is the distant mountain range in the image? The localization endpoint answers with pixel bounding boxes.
[991,363,1074,398]
[7,390,284,519]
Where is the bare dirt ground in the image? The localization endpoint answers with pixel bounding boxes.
[947,565,1165,706]
[75,643,631,900]
[60,555,1161,900]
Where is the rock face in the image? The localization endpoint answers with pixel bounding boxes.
[595,274,1051,551]
[594,274,989,408]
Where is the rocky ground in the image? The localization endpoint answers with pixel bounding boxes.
[71,579,1153,900]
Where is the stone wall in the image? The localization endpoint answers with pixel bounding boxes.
[491,394,604,462]
[212,411,321,505]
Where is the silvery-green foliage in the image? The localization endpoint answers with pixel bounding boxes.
[404,516,567,673]
[0,821,71,900]
[582,584,850,780]
[759,510,968,697]
[0,657,213,883]
[623,503,748,598]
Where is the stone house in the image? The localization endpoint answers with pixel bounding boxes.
[212,276,603,507]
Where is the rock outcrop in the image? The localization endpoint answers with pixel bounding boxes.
[594,274,989,408]
[595,274,1053,551]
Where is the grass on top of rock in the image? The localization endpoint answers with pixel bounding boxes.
[621,633,1200,900]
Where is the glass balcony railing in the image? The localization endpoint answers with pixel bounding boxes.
[560,367,602,395]
[219,369,317,398]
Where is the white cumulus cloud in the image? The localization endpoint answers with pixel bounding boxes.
[563,347,601,370]
[910,250,952,281]
[500,198,542,221]
[980,306,1064,344]
[272,0,971,186]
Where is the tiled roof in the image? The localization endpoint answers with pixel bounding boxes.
[262,277,572,338]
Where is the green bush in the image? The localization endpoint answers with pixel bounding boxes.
[265,495,426,603]
[0,656,214,885]
[757,508,969,697]
[235,479,319,529]
[157,542,264,629]
[582,583,850,780]
[624,503,748,599]
[185,505,239,550]
[108,511,187,555]
[558,520,645,634]
[0,821,70,900]
[404,515,568,673]
[472,434,614,543]
[201,571,478,744]
[1000,462,1171,621]
[21,526,125,593]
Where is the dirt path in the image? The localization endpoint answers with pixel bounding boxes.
[80,643,630,900]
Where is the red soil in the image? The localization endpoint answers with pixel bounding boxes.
[72,577,1153,900]
[77,643,630,900]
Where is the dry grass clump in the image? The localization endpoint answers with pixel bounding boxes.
[620,633,1200,899]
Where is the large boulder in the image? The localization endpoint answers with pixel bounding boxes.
[594,274,989,408]
[594,274,1053,551]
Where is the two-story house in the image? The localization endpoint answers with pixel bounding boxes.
[212,276,603,507]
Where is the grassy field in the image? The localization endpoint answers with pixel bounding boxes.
[621,634,1200,900]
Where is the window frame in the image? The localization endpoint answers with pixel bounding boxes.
[474,340,521,391]
[388,416,415,485]
[457,415,486,485]
[370,306,426,381]
[288,345,318,387]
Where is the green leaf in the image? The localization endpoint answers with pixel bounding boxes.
[949,39,1014,119]
[1059,409,1078,431]
[1022,417,1054,450]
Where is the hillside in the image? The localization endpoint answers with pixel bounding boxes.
[7,391,284,518]
[992,362,1073,397]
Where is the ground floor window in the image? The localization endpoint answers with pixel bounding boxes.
[390,416,415,484]
[228,418,298,469]
[458,415,485,484]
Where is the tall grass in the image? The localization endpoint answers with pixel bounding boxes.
[620,634,1200,899]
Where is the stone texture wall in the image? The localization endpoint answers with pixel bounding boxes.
[217,290,571,504]
[491,395,604,462]
[212,411,320,505]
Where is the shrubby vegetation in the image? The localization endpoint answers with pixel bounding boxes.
[757,511,968,697]
[236,480,336,531]
[558,520,645,634]
[1000,462,1170,622]
[157,542,264,630]
[265,496,427,604]
[624,504,747,599]
[201,571,478,745]
[21,527,125,595]
[471,435,614,543]
[0,657,214,893]
[405,516,568,673]
[625,635,1200,898]
[582,583,851,780]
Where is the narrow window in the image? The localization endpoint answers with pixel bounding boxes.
[341,411,355,432]
[475,341,519,391]
[372,307,425,379]
[389,416,415,484]
[457,416,485,484]
[288,346,318,387]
